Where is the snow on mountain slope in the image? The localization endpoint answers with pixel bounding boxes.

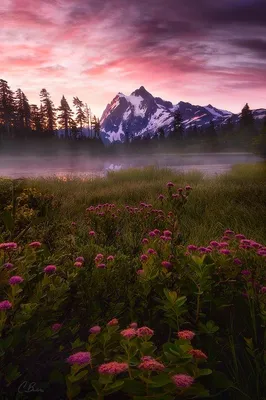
[100,86,265,143]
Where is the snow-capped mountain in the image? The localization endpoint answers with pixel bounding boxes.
[100,86,266,143]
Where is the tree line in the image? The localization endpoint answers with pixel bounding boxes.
[0,79,100,140]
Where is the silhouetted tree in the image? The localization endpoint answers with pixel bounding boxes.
[158,127,165,140]
[240,103,254,130]
[30,105,42,133]
[73,97,86,135]
[0,79,15,137]
[57,95,73,137]
[40,88,56,134]
[171,109,183,140]
[91,115,100,139]
[14,89,31,137]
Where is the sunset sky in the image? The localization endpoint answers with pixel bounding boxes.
[1,0,266,117]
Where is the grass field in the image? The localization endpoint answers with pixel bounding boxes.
[0,163,266,399]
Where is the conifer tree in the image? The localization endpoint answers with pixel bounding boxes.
[40,88,56,134]
[240,103,254,130]
[172,109,183,140]
[0,79,15,136]
[57,95,74,137]
[30,105,42,133]
[73,97,86,135]
[14,89,31,136]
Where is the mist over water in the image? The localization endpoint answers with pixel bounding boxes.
[0,151,261,179]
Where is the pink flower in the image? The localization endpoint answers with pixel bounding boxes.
[167,182,174,187]
[97,263,106,269]
[67,352,91,365]
[44,265,56,274]
[76,256,84,263]
[3,263,14,269]
[153,229,161,235]
[235,234,246,240]
[137,269,144,276]
[0,300,12,310]
[74,261,83,268]
[121,328,136,339]
[138,357,165,371]
[29,241,42,248]
[241,269,251,276]
[9,275,24,285]
[0,242,17,250]
[260,287,266,294]
[52,323,62,332]
[258,250,266,256]
[95,253,104,262]
[107,318,119,326]
[210,241,219,247]
[189,349,208,359]
[140,254,148,262]
[129,322,138,329]
[161,261,172,269]
[136,326,154,337]
[98,362,128,375]
[233,258,242,265]
[89,325,101,334]
[187,245,197,251]
[89,231,96,236]
[71,221,77,226]
[158,194,165,200]
[147,248,157,255]
[142,238,149,244]
[107,255,114,261]
[178,330,195,341]
[219,242,229,248]
[149,231,156,237]
[224,229,234,236]
[185,185,192,191]
[177,187,183,193]
[219,249,231,255]
[163,230,172,237]
[172,374,194,388]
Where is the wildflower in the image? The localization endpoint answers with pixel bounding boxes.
[257,250,266,256]
[164,230,172,237]
[189,349,208,359]
[147,248,157,255]
[0,300,12,310]
[129,322,138,329]
[9,275,24,285]
[137,269,144,275]
[98,362,128,375]
[161,261,172,269]
[219,242,229,248]
[3,263,14,269]
[235,234,246,240]
[95,253,104,262]
[71,221,77,226]
[210,241,219,247]
[251,242,261,249]
[172,374,194,388]
[178,330,195,341]
[97,263,106,269]
[224,229,234,236]
[76,256,84,263]
[107,318,119,326]
[67,352,91,366]
[136,326,154,337]
[187,245,197,251]
[89,325,101,334]
[121,328,136,339]
[29,241,42,248]
[138,358,165,371]
[52,323,62,332]
[185,185,192,191]
[158,194,165,200]
[89,231,96,236]
[74,261,83,268]
[44,265,56,274]
[222,236,230,241]
[233,258,242,265]
[241,269,251,276]
[107,255,114,261]
[140,254,148,262]
[153,229,161,235]
[172,193,180,199]
[177,188,183,193]
[261,287,266,294]
[219,249,231,255]
[149,231,156,237]
[0,242,17,250]
[167,182,174,187]
[142,238,149,244]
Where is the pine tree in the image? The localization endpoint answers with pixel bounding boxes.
[84,103,91,137]
[172,110,183,140]
[57,95,74,137]
[73,97,86,135]
[40,88,56,134]
[240,103,254,130]
[0,79,15,137]
[158,127,165,140]
[91,115,100,139]
[30,105,42,133]
[14,89,31,137]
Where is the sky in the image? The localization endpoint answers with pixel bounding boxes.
[1,0,266,117]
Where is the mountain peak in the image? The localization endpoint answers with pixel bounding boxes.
[131,86,152,98]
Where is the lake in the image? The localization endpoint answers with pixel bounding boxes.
[0,152,261,178]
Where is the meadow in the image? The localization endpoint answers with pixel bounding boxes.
[0,163,266,399]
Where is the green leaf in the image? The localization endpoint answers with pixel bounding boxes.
[68,370,88,383]
[211,371,232,389]
[103,380,124,395]
[1,210,14,232]
[148,373,172,388]
[198,368,212,377]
